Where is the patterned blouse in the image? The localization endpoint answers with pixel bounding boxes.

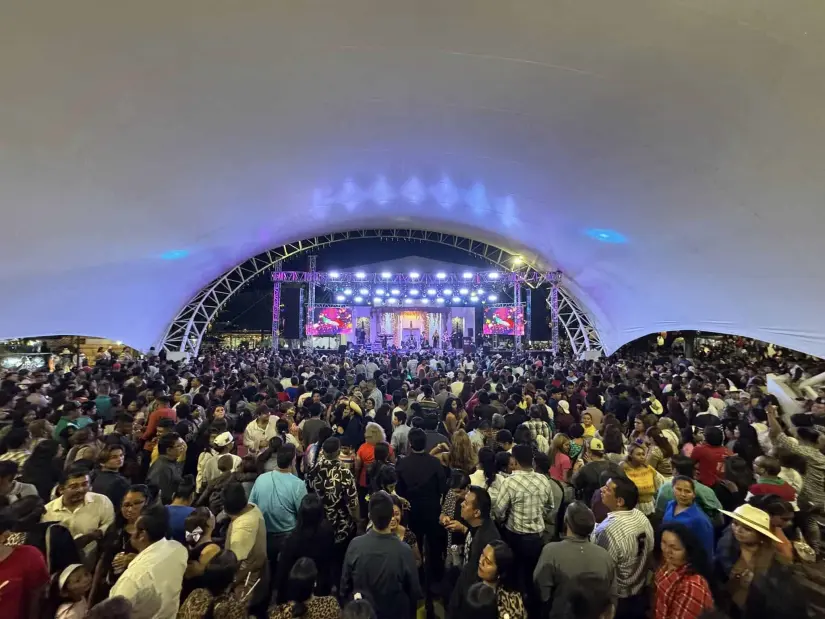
[653,564,713,619]
[497,587,527,619]
[269,596,341,619]
[177,588,248,619]
[306,456,359,543]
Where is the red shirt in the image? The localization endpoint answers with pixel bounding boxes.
[690,444,731,487]
[0,545,49,619]
[356,443,395,488]
[749,479,797,502]
[141,407,177,449]
[654,564,713,619]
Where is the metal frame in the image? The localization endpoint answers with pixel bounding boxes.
[306,256,317,350]
[272,270,548,287]
[271,260,282,349]
[549,285,604,357]
[159,228,601,355]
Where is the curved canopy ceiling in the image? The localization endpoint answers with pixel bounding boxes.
[3,2,825,355]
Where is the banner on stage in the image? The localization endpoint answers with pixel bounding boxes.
[483,306,524,336]
[307,307,353,336]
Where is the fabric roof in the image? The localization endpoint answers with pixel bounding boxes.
[3,2,825,355]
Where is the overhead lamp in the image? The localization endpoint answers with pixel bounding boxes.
[443,288,453,295]
[470,296,478,302]
[329,271,340,278]
[336,295,346,301]
[404,298,413,304]
[488,294,498,301]
[355,271,366,279]
[462,272,473,279]
[436,272,447,279]
[459,288,469,295]
[388,298,398,304]
[373,297,383,304]
[436,298,445,304]
[359,288,369,295]
[409,289,419,296]
[421,299,429,305]
[375,289,384,296]
[488,272,499,280]
[452,296,461,303]
[409,271,420,278]
[344,288,352,295]
[426,288,437,296]
[381,272,392,279]
[354,296,363,303]
[390,289,400,296]
[512,256,523,265]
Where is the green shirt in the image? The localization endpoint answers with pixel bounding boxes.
[655,479,722,517]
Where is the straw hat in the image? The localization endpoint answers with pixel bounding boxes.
[720,504,781,542]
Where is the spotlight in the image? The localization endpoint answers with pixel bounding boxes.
[488,294,498,301]
[470,296,478,302]
[390,289,400,296]
[462,272,473,279]
[422,299,429,305]
[459,288,469,295]
[375,289,384,296]
[359,288,369,295]
[488,272,499,280]
[404,298,413,304]
[344,288,352,295]
[409,271,420,279]
[354,296,363,303]
[329,271,340,278]
[512,256,523,265]
[436,297,445,304]
[373,297,383,304]
[409,289,419,296]
[452,296,461,303]
[426,289,437,296]
[436,272,447,279]
[381,272,392,279]
[355,271,366,279]
[443,288,452,295]
[388,298,398,304]
[336,295,346,301]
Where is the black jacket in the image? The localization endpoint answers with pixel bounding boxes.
[91,469,130,511]
[448,518,502,617]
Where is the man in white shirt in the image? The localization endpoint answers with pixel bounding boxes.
[243,406,279,456]
[110,505,188,619]
[450,372,465,397]
[43,468,115,560]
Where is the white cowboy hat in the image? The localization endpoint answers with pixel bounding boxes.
[719,504,781,542]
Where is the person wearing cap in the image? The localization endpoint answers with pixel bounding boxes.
[572,438,620,503]
[714,503,787,615]
[199,431,241,491]
[54,563,92,619]
[533,501,615,619]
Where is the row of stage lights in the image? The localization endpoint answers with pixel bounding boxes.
[327,270,504,280]
[334,288,498,305]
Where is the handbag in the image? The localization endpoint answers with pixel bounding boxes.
[793,533,816,563]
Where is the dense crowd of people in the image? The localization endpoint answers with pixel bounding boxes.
[0,338,824,619]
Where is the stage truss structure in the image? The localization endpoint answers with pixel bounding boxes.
[158,228,602,356]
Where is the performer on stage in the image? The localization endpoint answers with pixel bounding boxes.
[432,331,440,349]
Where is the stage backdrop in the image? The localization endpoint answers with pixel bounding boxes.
[483,306,525,335]
[351,306,475,347]
[306,306,353,336]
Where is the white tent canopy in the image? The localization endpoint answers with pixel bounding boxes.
[2,2,825,356]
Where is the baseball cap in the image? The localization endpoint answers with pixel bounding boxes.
[213,431,234,448]
[589,438,604,452]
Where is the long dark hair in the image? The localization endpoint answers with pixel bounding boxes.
[286,557,318,617]
[486,539,518,590]
[295,493,325,536]
[477,447,497,487]
[655,522,715,595]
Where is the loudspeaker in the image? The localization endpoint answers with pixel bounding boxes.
[530,289,551,341]
[339,344,348,353]
[467,327,474,338]
[281,287,303,339]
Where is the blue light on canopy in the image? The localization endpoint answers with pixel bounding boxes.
[160,249,189,260]
[586,229,628,244]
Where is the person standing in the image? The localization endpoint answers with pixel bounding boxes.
[447,486,501,618]
[146,433,184,505]
[492,444,554,601]
[91,446,130,517]
[653,523,714,619]
[242,406,278,456]
[340,491,422,619]
[0,509,50,619]
[594,476,654,619]
[533,502,616,619]
[249,443,307,580]
[109,505,188,619]
[306,437,359,585]
[661,476,715,560]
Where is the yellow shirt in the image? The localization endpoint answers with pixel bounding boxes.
[623,464,658,505]
[582,424,596,438]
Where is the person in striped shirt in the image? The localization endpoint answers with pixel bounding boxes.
[594,475,654,619]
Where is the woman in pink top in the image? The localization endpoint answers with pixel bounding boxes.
[549,434,572,483]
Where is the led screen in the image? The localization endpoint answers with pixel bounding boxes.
[307,307,353,336]
[483,306,524,336]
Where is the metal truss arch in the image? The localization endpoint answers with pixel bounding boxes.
[159,229,601,355]
[551,286,604,358]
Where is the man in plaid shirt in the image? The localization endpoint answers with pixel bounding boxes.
[493,444,554,596]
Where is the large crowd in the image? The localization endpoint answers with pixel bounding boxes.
[0,338,824,619]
